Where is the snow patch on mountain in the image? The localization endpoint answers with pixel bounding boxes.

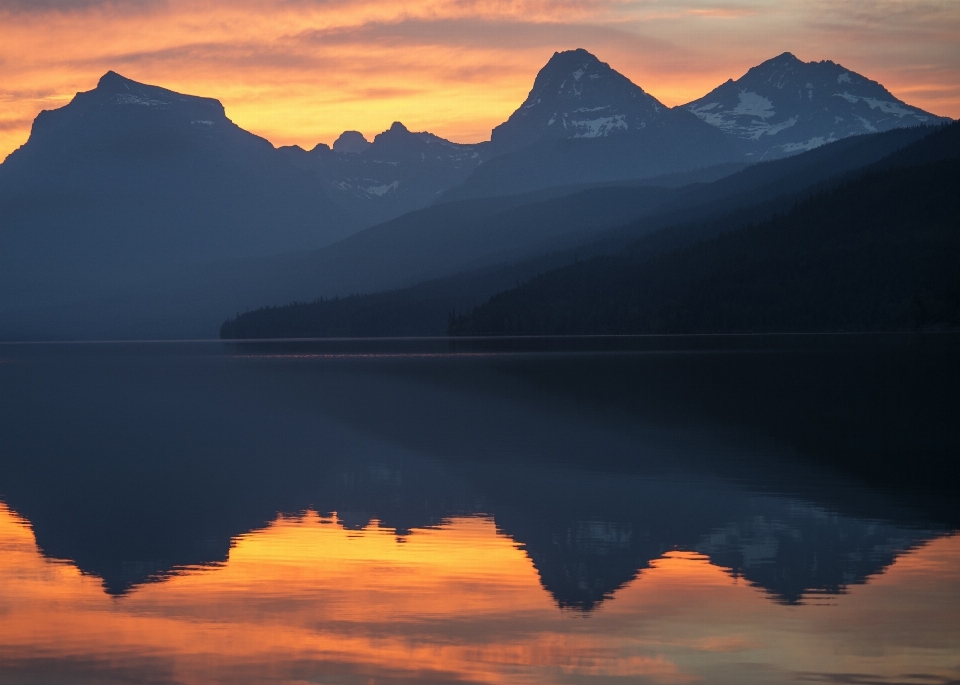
[572,114,629,138]
[114,94,168,107]
[365,181,399,197]
[779,135,836,153]
[733,91,775,119]
[835,93,925,119]
[766,116,799,136]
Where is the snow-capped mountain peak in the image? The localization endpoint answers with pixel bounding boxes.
[684,53,949,159]
[490,48,665,151]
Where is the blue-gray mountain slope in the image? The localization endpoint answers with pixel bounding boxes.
[0,72,356,309]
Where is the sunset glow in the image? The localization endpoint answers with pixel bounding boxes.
[1,0,958,161]
[1,503,958,684]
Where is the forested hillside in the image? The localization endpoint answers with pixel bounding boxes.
[450,155,960,335]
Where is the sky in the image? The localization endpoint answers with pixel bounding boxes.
[1,0,958,160]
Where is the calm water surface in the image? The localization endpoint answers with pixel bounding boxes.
[0,335,957,685]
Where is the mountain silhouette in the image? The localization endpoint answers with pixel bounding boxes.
[0,71,356,314]
[0,51,953,341]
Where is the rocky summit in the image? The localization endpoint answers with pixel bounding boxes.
[490,48,667,152]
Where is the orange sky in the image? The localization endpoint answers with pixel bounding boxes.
[1,0,959,161]
[0,503,958,684]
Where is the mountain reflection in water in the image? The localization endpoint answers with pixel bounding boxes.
[0,335,957,684]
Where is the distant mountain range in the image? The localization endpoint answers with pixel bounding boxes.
[220,124,946,339]
[0,48,951,339]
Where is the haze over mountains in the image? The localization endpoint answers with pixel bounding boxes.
[0,48,950,340]
[222,124,949,339]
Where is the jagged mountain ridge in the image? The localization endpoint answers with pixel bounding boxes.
[686,52,949,159]
[283,122,487,228]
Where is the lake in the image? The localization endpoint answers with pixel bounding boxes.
[0,335,958,684]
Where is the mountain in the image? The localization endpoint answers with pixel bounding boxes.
[0,71,356,306]
[686,52,951,160]
[450,122,960,336]
[0,53,952,341]
[219,125,938,340]
[490,48,667,152]
[440,49,746,200]
[0,72,488,335]
[282,121,487,228]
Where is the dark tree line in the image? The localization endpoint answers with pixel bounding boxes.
[220,293,456,339]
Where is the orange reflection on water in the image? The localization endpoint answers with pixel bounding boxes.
[0,503,958,685]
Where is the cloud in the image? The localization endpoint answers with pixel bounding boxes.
[0,0,162,14]
[683,7,760,18]
[294,16,677,53]
[0,117,33,131]
[800,0,959,38]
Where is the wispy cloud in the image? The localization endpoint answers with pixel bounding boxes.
[683,7,760,18]
[0,117,34,131]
